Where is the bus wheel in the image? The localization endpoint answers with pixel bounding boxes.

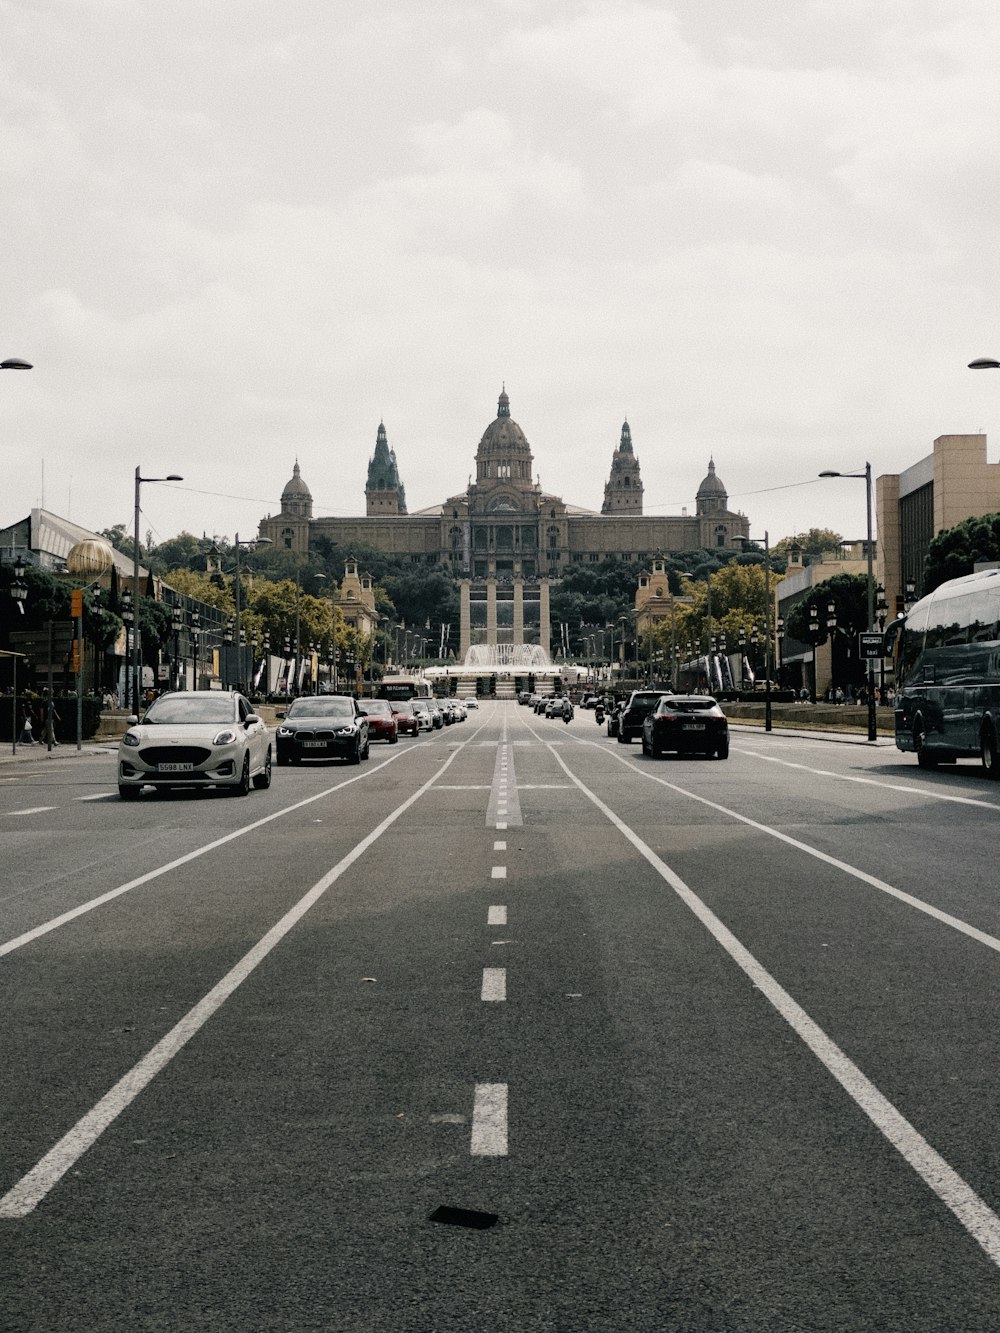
[914,720,937,770]
[981,723,1000,779]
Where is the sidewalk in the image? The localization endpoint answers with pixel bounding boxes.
[729,722,894,746]
[0,739,118,766]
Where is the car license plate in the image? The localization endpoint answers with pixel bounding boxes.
[157,762,194,772]
[303,740,326,748]
[681,722,705,730]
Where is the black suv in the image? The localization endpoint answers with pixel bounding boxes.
[616,690,670,743]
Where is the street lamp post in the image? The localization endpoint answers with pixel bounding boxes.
[876,585,888,700]
[132,466,182,712]
[121,590,134,712]
[171,605,184,690]
[233,532,272,691]
[8,556,28,753]
[819,463,876,741]
[190,611,200,690]
[808,605,820,703]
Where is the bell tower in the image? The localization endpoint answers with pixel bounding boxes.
[602,419,643,515]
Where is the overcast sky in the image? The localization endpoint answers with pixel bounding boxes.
[3,0,1000,556]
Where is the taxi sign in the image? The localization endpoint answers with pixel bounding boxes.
[858,631,884,659]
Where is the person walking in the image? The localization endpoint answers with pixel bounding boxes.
[18,708,36,746]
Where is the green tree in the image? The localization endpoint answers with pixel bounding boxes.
[923,513,1000,593]
[774,528,843,563]
[784,574,868,646]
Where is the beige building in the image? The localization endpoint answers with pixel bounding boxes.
[258,390,751,659]
[877,433,1000,612]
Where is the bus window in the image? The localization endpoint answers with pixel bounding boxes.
[897,603,929,686]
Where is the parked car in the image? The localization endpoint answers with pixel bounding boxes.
[641,694,729,760]
[275,694,370,765]
[359,698,398,743]
[389,700,420,737]
[616,690,671,744]
[118,690,271,798]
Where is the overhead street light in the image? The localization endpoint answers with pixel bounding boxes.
[1,358,32,370]
[968,358,1000,370]
[818,462,877,741]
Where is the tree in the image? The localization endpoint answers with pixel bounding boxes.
[146,532,211,575]
[923,513,1000,593]
[784,574,868,646]
[774,528,843,563]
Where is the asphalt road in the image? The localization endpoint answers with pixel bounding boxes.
[3,704,1000,1330]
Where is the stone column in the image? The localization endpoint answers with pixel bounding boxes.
[539,578,551,656]
[513,578,524,646]
[459,579,471,663]
[486,579,497,647]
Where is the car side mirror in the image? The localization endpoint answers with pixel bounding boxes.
[275,710,285,720]
[127,714,139,726]
[245,714,261,727]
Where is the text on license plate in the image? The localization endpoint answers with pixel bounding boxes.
[303,740,327,748]
[681,723,706,730]
[157,762,194,772]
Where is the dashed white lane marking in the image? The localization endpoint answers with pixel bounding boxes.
[488,906,507,925]
[491,866,507,879]
[6,807,55,817]
[496,821,508,830]
[487,741,521,827]
[481,967,506,1001]
[547,741,1000,1272]
[493,840,506,851]
[471,1083,508,1156]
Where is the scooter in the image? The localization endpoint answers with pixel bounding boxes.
[562,705,574,724]
[595,704,605,725]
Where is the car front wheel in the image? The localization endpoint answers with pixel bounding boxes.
[253,747,272,789]
[233,754,252,795]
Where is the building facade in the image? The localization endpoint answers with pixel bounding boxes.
[258,389,751,659]
[877,433,1000,612]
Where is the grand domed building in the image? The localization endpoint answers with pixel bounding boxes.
[258,389,750,659]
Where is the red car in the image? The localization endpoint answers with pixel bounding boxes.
[389,700,419,737]
[360,698,398,743]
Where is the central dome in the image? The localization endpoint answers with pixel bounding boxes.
[477,386,531,455]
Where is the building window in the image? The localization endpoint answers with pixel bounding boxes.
[282,527,294,549]
[589,553,600,562]
[547,525,559,550]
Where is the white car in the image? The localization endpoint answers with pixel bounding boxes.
[465,698,479,709]
[117,690,272,799]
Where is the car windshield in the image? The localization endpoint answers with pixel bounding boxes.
[361,700,392,716]
[392,702,414,715]
[286,698,355,720]
[628,695,664,714]
[142,695,236,725]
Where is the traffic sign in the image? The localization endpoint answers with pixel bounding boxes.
[858,631,885,660]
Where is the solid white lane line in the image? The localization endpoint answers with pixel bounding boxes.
[488,906,507,926]
[0,749,420,960]
[743,748,1000,809]
[471,1083,508,1156]
[6,807,56,817]
[547,742,1000,1271]
[491,866,507,879]
[480,968,506,1002]
[493,840,506,851]
[0,742,473,1220]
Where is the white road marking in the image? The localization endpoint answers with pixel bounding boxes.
[6,807,55,817]
[76,793,113,801]
[493,840,506,851]
[742,748,1000,811]
[481,968,506,1001]
[0,740,475,1219]
[471,1083,508,1156]
[0,749,420,960]
[547,742,1000,1271]
[491,866,507,879]
[488,906,507,925]
[496,821,507,830]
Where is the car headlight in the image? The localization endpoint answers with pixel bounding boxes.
[122,731,141,748]
[334,725,356,737]
[212,728,239,745]
[276,725,294,737]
